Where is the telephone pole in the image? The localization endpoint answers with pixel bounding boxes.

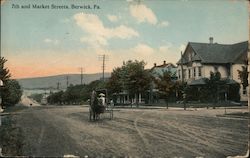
[66,76,69,88]
[57,81,61,90]
[98,54,109,81]
[180,51,184,83]
[79,67,85,85]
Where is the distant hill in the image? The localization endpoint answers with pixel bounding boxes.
[17,73,111,89]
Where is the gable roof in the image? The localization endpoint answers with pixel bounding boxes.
[153,63,177,69]
[177,41,248,65]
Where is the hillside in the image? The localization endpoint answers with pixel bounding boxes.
[17,73,111,89]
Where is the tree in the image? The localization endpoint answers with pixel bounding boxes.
[126,60,151,106]
[1,57,22,107]
[1,79,23,107]
[107,60,151,106]
[47,80,107,105]
[28,93,43,103]
[0,57,11,83]
[107,67,123,95]
[238,65,248,94]
[153,71,176,109]
[47,91,64,105]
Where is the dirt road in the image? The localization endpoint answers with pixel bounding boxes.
[10,105,248,157]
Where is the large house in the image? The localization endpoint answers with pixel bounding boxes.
[177,38,248,101]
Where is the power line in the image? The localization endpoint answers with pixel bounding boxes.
[98,54,109,81]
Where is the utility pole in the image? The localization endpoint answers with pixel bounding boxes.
[98,54,109,81]
[66,76,69,88]
[57,82,60,90]
[79,67,85,85]
[180,51,186,110]
[180,51,184,83]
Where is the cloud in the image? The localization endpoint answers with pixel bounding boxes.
[159,46,170,53]
[179,44,186,52]
[107,14,119,22]
[74,13,139,47]
[158,21,169,27]
[159,42,172,52]
[129,4,157,25]
[44,38,59,45]
[132,43,154,56]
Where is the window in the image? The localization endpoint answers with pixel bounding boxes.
[183,69,186,79]
[198,67,202,77]
[188,69,191,78]
[188,53,192,61]
[214,66,218,72]
[243,87,247,95]
[193,67,196,77]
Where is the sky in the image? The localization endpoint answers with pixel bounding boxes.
[1,0,248,79]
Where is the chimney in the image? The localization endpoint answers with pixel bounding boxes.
[209,37,213,44]
[154,63,156,67]
[163,61,166,65]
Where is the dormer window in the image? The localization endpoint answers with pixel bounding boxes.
[188,53,192,61]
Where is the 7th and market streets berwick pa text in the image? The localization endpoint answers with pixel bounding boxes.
[12,3,101,9]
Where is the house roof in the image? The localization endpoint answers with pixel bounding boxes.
[177,41,248,64]
[152,63,177,69]
[188,78,239,86]
[188,78,207,86]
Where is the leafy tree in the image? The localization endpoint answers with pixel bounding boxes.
[1,79,23,107]
[28,93,43,103]
[228,83,240,102]
[0,57,11,83]
[126,60,151,106]
[238,65,248,93]
[1,57,22,107]
[107,67,123,95]
[47,80,107,105]
[107,60,151,106]
[153,71,176,108]
[47,91,64,105]
[208,72,223,106]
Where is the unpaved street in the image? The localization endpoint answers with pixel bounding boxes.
[11,105,248,157]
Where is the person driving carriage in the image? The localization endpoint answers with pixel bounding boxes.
[98,93,106,106]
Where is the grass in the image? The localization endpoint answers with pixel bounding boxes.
[2,105,28,113]
[0,105,27,156]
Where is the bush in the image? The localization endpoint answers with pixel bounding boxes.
[28,93,43,103]
[1,79,23,107]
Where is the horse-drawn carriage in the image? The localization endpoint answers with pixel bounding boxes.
[89,88,114,121]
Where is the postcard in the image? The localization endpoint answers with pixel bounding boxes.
[0,0,249,157]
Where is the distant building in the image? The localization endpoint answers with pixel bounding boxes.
[151,61,177,79]
[148,61,177,104]
[177,38,248,101]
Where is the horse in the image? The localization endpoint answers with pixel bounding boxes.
[89,90,105,121]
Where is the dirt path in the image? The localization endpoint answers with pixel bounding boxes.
[20,95,40,107]
[8,105,248,157]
